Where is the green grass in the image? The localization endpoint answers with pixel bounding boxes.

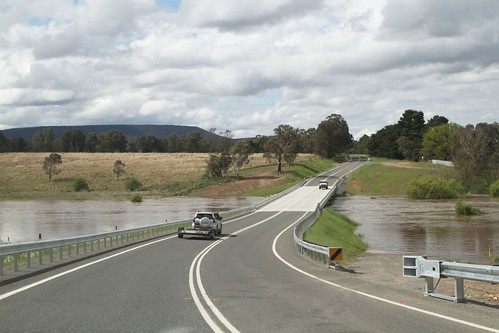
[345,159,458,196]
[303,208,368,263]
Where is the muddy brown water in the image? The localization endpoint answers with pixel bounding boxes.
[1,196,498,265]
[0,197,262,244]
[330,196,499,264]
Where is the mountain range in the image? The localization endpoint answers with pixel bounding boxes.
[1,124,215,140]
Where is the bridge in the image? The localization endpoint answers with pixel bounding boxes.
[1,161,498,332]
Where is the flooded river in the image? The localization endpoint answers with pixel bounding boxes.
[0,197,261,244]
[330,196,499,264]
[1,196,498,264]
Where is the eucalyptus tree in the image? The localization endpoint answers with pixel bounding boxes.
[264,124,301,173]
[315,114,353,159]
[43,153,62,181]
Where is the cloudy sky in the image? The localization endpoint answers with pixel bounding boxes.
[0,0,498,139]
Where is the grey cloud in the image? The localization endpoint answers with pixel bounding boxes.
[178,0,325,31]
[380,0,499,39]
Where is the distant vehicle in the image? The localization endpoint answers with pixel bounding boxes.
[178,211,222,239]
[318,180,329,190]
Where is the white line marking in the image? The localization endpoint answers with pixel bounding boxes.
[0,236,175,301]
[189,211,283,333]
[271,218,499,333]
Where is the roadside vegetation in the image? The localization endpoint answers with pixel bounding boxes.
[344,158,459,197]
[303,208,368,263]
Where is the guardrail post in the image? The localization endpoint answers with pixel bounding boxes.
[455,278,464,303]
[14,254,18,271]
[50,248,54,263]
[27,251,31,268]
[0,256,3,275]
[424,277,434,296]
[39,249,42,265]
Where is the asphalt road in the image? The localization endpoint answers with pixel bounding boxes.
[1,162,498,332]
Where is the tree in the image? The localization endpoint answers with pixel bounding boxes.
[168,133,180,152]
[353,134,370,154]
[85,132,99,152]
[230,139,254,177]
[129,135,164,152]
[264,124,301,173]
[43,153,62,181]
[98,130,128,152]
[205,152,232,178]
[61,130,85,152]
[368,124,403,159]
[315,114,353,159]
[396,110,425,161]
[113,160,126,180]
[451,123,498,192]
[300,128,316,154]
[421,123,461,161]
[0,131,9,152]
[185,132,203,153]
[425,115,449,130]
[32,128,55,152]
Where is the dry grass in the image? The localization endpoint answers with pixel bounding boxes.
[0,152,311,199]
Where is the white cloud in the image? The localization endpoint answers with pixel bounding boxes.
[0,0,498,139]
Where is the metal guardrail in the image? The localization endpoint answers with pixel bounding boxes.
[0,179,306,278]
[403,256,499,302]
[293,176,347,266]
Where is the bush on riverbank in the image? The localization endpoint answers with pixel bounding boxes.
[455,201,483,216]
[406,176,464,199]
[303,208,367,263]
[72,177,90,192]
[491,180,499,197]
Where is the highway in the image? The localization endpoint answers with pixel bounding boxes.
[1,162,498,332]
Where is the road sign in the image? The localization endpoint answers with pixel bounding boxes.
[329,247,343,261]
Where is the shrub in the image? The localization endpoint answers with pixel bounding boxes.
[125,177,142,191]
[455,201,482,216]
[491,179,499,197]
[72,177,89,192]
[130,194,143,203]
[406,176,464,199]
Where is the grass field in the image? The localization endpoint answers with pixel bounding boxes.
[344,158,458,196]
[0,152,327,199]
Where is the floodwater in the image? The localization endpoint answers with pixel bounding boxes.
[1,196,498,264]
[330,196,499,264]
[0,197,262,244]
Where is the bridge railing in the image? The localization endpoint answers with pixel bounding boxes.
[403,255,499,302]
[0,180,306,278]
[293,176,347,266]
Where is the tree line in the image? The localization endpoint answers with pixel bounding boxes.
[353,109,498,193]
[2,110,497,193]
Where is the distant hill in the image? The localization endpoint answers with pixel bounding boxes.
[1,124,215,140]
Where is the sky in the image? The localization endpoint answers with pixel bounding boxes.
[0,0,498,139]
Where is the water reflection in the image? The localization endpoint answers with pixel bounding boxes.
[0,197,262,244]
[330,196,499,263]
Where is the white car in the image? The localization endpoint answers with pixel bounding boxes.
[178,211,222,239]
[318,180,329,189]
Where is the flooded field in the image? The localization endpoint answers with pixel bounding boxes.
[0,197,261,244]
[331,196,499,264]
[1,196,498,264]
